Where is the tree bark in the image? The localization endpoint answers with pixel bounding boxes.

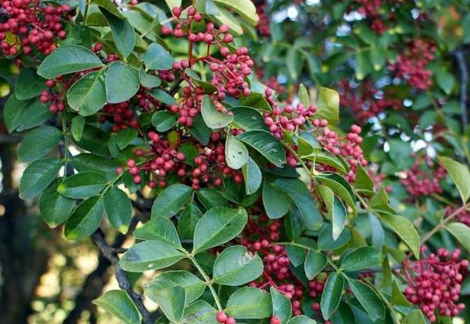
[0,138,51,324]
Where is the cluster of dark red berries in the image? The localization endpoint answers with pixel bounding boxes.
[120,131,242,189]
[39,76,80,113]
[339,79,403,122]
[400,156,446,198]
[39,80,65,113]
[0,0,72,56]
[263,90,319,139]
[240,216,330,322]
[158,7,254,125]
[91,42,120,63]
[253,0,271,36]
[317,124,367,182]
[99,102,139,133]
[352,0,395,34]
[136,88,162,112]
[390,39,436,90]
[404,247,468,322]
[262,86,367,181]
[168,84,203,127]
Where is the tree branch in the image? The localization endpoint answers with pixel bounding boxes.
[91,229,153,324]
[456,50,469,131]
[63,221,137,324]
[0,133,23,144]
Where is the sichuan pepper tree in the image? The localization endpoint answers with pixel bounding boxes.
[2,0,470,323]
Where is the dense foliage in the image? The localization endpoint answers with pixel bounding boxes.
[2,0,470,323]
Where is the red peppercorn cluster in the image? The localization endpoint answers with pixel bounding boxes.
[339,79,403,123]
[404,248,468,322]
[161,7,252,98]
[253,0,271,36]
[317,124,367,182]
[158,7,254,125]
[400,156,446,199]
[352,0,391,34]
[390,39,436,91]
[263,90,318,139]
[99,102,139,133]
[262,86,367,181]
[168,84,203,127]
[238,216,330,322]
[123,135,188,187]
[39,78,65,113]
[121,131,242,188]
[135,88,162,112]
[0,0,72,56]
[40,73,91,113]
[209,45,253,99]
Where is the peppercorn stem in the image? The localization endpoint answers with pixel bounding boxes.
[419,201,470,246]
[187,253,223,311]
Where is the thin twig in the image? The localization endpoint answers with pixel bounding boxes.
[91,230,153,324]
[0,134,23,144]
[419,202,470,246]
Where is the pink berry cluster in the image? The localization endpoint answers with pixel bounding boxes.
[120,131,242,189]
[239,216,330,323]
[339,79,403,123]
[209,46,253,99]
[39,75,82,113]
[317,124,367,182]
[351,0,394,34]
[390,39,436,90]
[99,102,139,133]
[253,0,271,36]
[262,87,367,181]
[161,6,252,97]
[0,0,72,56]
[158,7,254,125]
[400,156,446,199]
[404,247,468,322]
[168,84,203,127]
[263,90,318,139]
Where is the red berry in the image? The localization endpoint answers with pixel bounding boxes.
[225,317,236,324]
[270,316,281,324]
[172,6,182,17]
[216,311,228,323]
